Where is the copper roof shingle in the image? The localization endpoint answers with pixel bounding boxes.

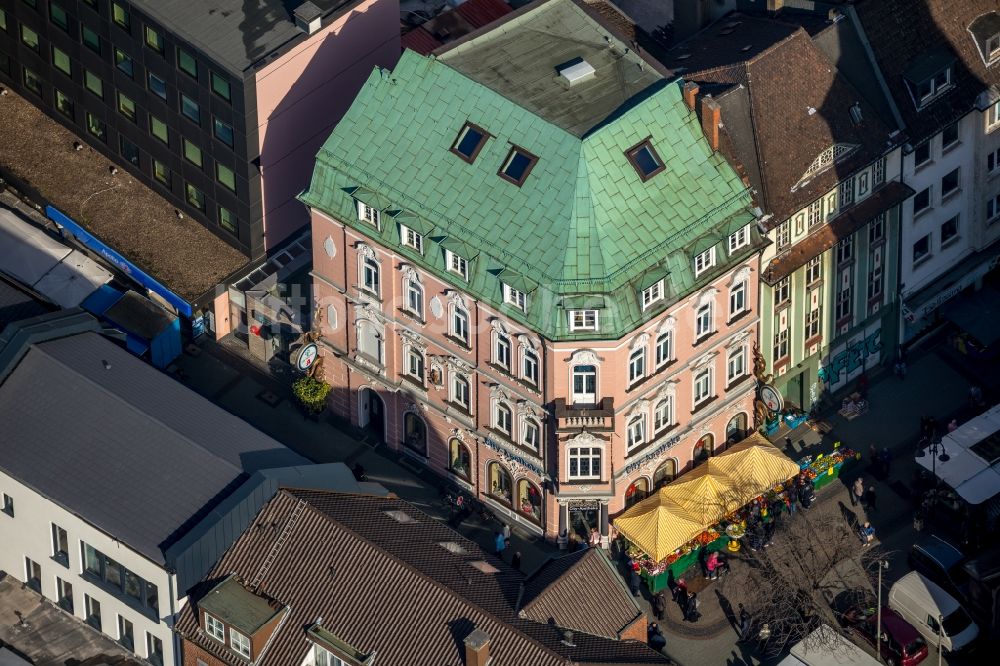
[176,490,670,666]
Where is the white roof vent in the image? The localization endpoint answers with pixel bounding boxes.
[558,59,596,86]
[293,1,323,35]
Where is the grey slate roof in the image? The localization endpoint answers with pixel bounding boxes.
[0,331,307,565]
[132,0,361,75]
[0,276,51,334]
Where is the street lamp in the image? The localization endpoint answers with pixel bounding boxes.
[876,559,890,664]
[916,438,950,481]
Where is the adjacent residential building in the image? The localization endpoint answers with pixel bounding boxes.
[662,13,911,409]
[301,0,765,545]
[851,0,1000,345]
[176,488,670,665]
[0,0,399,259]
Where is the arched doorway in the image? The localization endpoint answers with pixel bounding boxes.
[403,412,427,456]
[358,388,384,443]
[516,479,542,523]
[693,433,714,466]
[727,413,748,443]
[625,478,649,508]
[487,462,512,505]
[653,460,676,490]
[449,438,471,480]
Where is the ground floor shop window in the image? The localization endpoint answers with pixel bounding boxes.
[727,413,748,443]
[625,478,648,508]
[517,479,541,522]
[653,460,676,490]
[403,412,427,456]
[693,433,714,465]
[488,462,512,505]
[449,438,470,480]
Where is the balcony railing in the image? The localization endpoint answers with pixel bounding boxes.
[554,397,614,432]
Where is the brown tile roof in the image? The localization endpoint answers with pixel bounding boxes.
[762,180,914,285]
[176,489,670,666]
[663,15,898,224]
[401,0,514,55]
[855,0,1000,144]
[401,27,442,55]
[520,549,643,640]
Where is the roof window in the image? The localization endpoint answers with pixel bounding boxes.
[903,46,955,109]
[969,12,1000,65]
[498,146,538,186]
[451,122,489,163]
[626,139,665,181]
[468,560,499,574]
[384,509,416,524]
[438,541,468,555]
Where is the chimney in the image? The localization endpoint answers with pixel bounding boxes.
[293,1,323,35]
[700,95,721,153]
[683,81,699,111]
[464,628,491,666]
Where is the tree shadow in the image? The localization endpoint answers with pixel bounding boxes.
[839,501,861,533]
[715,588,738,631]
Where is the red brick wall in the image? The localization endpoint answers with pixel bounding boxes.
[181,638,230,666]
[620,614,648,643]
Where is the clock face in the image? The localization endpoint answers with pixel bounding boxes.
[297,344,318,371]
[760,385,783,412]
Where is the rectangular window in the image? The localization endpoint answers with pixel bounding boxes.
[147,634,164,666]
[218,207,237,234]
[988,195,1000,222]
[83,542,101,575]
[24,557,41,592]
[626,416,645,451]
[776,220,790,248]
[654,398,672,432]
[51,523,68,565]
[451,122,488,163]
[178,49,197,79]
[0,51,9,76]
[183,139,202,167]
[445,250,468,279]
[628,348,646,384]
[105,556,122,587]
[401,225,423,253]
[941,215,959,246]
[695,303,712,338]
[495,334,511,369]
[231,630,251,659]
[0,493,11,516]
[655,332,672,366]
[569,309,598,331]
[868,247,883,301]
[357,201,380,228]
[568,446,601,480]
[117,92,136,122]
[149,116,168,144]
[204,613,225,642]
[806,256,822,284]
[405,348,424,381]
[523,349,538,385]
[807,199,823,227]
[144,25,163,53]
[694,368,712,404]
[186,183,206,211]
[216,163,236,191]
[503,284,527,312]
[405,279,423,319]
[941,168,960,197]
[84,69,104,98]
[20,25,39,52]
[835,279,852,321]
[119,136,139,167]
[729,282,746,318]
[693,247,716,276]
[86,112,106,142]
[836,236,853,265]
[839,178,854,208]
[54,88,74,118]
[916,66,950,103]
[118,615,134,651]
[773,327,788,360]
[56,577,73,613]
[626,139,665,181]
[642,280,663,308]
[774,277,790,305]
[52,46,71,75]
[361,256,379,294]
[180,94,200,124]
[22,67,43,96]
[85,595,101,631]
[152,159,170,186]
[913,234,931,263]
[988,148,1000,174]
[451,306,469,343]
[942,122,959,147]
[49,2,68,30]
[498,146,538,186]
[148,72,167,100]
[0,9,6,31]
[727,346,746,383]
[213,117,234,147]
[805,305,821,339]
[869,213,885,244]
[211,71,231,101]
[113,48,134,77]
[112,2,130,30]
[451,374,470,408]
[914,142,931,166]
[728,225,749,252]
[873,157,886,185]
[82,25,100,53]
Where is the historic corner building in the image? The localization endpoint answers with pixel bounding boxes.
[661,13,913,413]
[299,0,766,545]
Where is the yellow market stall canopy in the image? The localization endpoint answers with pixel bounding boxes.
[614,433,801,561]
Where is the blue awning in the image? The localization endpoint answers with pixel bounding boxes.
[81,284,124,316]
[125,333,150,357]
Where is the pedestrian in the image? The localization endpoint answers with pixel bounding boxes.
[927,416,938,438]
[647,622,667,651]
[628,567,641,597]
[852,477,865,507]
[880,447,892,477]
[716,552,731,576]
[971,385,985,409]
[684,591,700,622]
[706,551,720,580]
[511,551,522,571]
[672,578,688,605]
[868,443,877,465]
[494,530,506,558]
[652,591,667,621]
[588,527,601,548]
[948,418,959,433]
[502,523,511,549]
[785,436,793,450]
[698,546,709,579]
[865,486,877,512]
[859,521,875,546]
[738,603,751,640]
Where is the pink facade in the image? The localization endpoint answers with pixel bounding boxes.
[309,206,761,543]
[254,0,401,251]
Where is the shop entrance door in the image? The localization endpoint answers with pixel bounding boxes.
[568,501,599,545]
[787,371,804,411]
[359,388,385,444]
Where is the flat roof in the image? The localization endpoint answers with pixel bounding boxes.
[133,0,362,74]
[0,90,249,302]
[199,575,285,634]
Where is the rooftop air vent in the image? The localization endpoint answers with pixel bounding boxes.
[558,59,596,86]
[293,1,323,35]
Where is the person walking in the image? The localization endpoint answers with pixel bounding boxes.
[588,527,601,548]
[647,622,667,651]
[684,591,700,622]
[502,523,511,549]
[865,486,877,512]
[706,551,720,580]
[879,447,892,477]
[652,591,667,621]
[494,530,507,558]
[628,567,641,597]
[858,521,875,546]
[511,551,522,571]
[852,477,865,507]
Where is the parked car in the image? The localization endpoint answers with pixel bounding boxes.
[839,605,928,666]
[909,535,968,600]
[910,537,1000,633]
[888,572,979,653]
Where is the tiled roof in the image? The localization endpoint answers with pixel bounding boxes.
[520,549,643,640]
[176,489,670,666]
[301,0,758,339]
[854,0,1000,144]
[401,0,514,56]
[664,15,898,223]
[400,28,442,56]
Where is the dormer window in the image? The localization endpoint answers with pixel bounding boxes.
[694,247,716,276]
[357,201,380,228]
[446,250,468,279]
[204,613,225,642]
[904,46,955,109]
[314,645,344,666]
[970,13,1000,65]
[503,283,527,311]
[451,122,489,163]
[498,146,538,186]
[626,139,665,181]
[569,309,598,331]
[989,34,1000,61]
[728,225,750,253]
[230,630,251,659]
[400,225,423,253]
[916,67,950,102]
[642,280,664,309]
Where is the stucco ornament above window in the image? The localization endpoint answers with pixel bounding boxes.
[795,143,858,189]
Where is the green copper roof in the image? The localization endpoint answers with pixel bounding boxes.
[301,0,757,340]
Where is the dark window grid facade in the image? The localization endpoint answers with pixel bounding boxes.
[0,3,257,254]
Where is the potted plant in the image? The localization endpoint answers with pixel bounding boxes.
[292,375,332,418]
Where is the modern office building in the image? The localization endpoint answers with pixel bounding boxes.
[302,0,765,544]
[0,0,399,260]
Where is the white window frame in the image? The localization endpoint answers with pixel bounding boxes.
[445,250,469,279]
[357,201,380,228]
[503,284,527,312]
[869,214,885,244]
[808,199,823,228]
[628,348,646,385]
[626,415,646,452]
[655,332,673,366]
[495,402,513,436]
[315,645,346,666]
[450,303,469,343]
[451,373,470,409]
[988,147,1000,174]
[405,278,423,319]
[729,281,746,319]
[654,398,672,432]
[400,225,423,253]
[776,220,791,248]
[695,302,713,338]
[773,327,788,360]
[839,178,854,208]
[569,309,598,331]
[568,445,602,480]
[836,236,853,265]
[361,255,380,296]
[915,66,951,104]
[988,194,1000,222]
[522,348,539,385]
[693,367,712,405]
[405,347,424,381]
[805,305,821,339]
[775,277,791,305]
[728,225,750,253]
[806,256,822,284]
[727,346,746,384]
[571,365,597,405]
[204,613,225,642]
[694,247,716,276]
[988,100,1000,131]
[523,418,540,451]
[642,280,664,309]
[230,629,251,659]
[494,333,511,370]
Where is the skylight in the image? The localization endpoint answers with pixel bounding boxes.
[626,139,665,181]
[451,122,488,163]
[384,510,416,524]
[498,146,538,186]
[438,541,468,555]
[468,560,499,574]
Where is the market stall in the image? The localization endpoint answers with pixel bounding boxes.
[798,444,860,492]
[614,433,803,592]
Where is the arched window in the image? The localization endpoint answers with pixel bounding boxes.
[727,413,748,443]
[488,463,512,504]
[495,403,512,436]
[653,460,676,489]
[449,438,471,480]
[571,365,597,405]
[522,418,541,452]
[693,433,714,465]
[625,478,649,508]
[626,415,646,452]
[516,479,542,522]
[403,412,427,456]
[405,279,424,319]
[357,320,382,365]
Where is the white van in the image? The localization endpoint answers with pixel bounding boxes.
[888,571,979,653]
[776,624,880,666]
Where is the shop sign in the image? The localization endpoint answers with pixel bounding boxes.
[484,437,545,478]
[906,254,1000,323]
[624,433,682,475]
[818,328,881,385]
[295,343,319,371]
[759,385,783,412]
[568,500,602,511]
